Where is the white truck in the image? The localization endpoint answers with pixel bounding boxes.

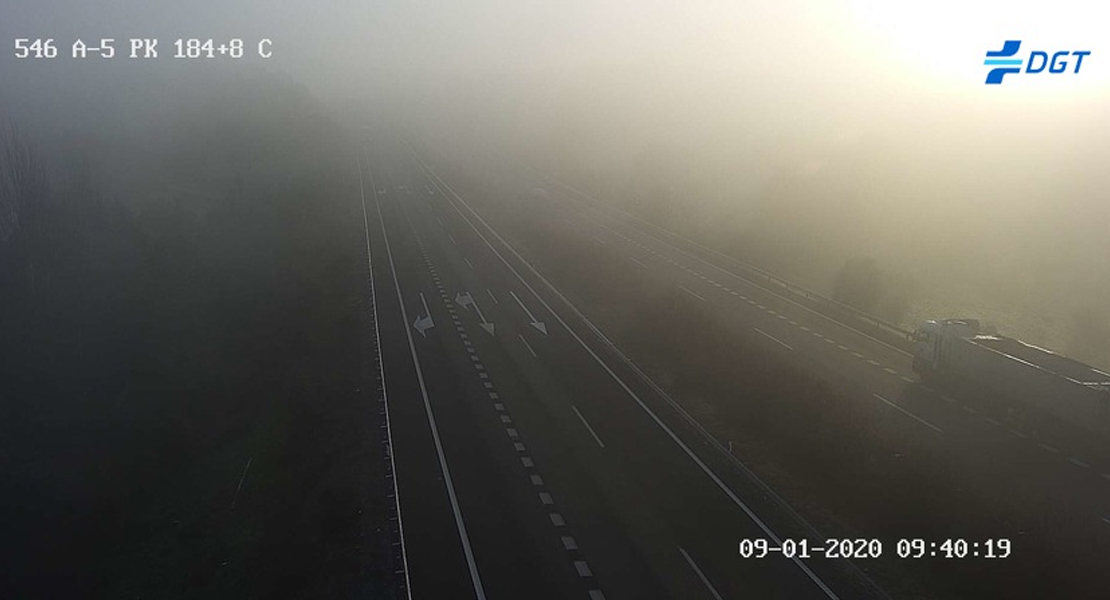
[912,319,1110,437]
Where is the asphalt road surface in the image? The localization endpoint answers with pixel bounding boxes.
[356,131,1110,599]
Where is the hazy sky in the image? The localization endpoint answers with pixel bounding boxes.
[3,1,1109,354]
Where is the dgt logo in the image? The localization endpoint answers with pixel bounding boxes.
[984,40,1091,84]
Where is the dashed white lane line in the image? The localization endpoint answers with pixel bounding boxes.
[592,236,608,246]
[1069,457,1090,468]
[1039,443,1060,454]
[521,456,534,467]
[629,256,649,269]
[449,234,456,244]
[507,428,519,438]
[530,474,545,486]
[800,325,810,332]
[1101,473,1110,482]
[873,394,944,434]
[500,415,511,424]
[572,405,606,449]
[513,442,526,452]
[679,285,706,302]
[562,536,578,550]
[550,513,565,527]
[573,560,592,577]
[487,288,499,304]
[754,328,794,351]
[518,333,538,358]
[589,591,607,600]
[539,492,554,505]
[837,344,850,351]
[883,367,897,375]
[1009,429,1029,439]
[1102,516,1110,526]
[901,376,915,384]
[985,417,1002,427]
[464,258,474,269]
[679,547,725,600]
[962,405,978,415]
[852,352,864,359]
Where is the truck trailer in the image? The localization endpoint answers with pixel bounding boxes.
[912,318,1110,437]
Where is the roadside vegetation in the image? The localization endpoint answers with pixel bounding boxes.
[0,74,388,598]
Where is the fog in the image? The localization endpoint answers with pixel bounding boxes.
[3,0,1109,366]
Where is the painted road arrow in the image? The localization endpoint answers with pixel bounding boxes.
[455,291,495,336]
[509,291,548,335]
[413,292,435,337]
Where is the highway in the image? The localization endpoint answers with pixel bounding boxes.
[357,132,1110,599]
[356,137,896,599]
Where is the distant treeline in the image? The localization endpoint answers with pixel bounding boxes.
[0,73,380,597]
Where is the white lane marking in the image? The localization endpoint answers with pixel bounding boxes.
[679,547,725,600]
[589,591,606,600]
[1039,443,1060,454]
[867,359,881,366]
[901,376,915,384]
[572,405,606,449]
[464,258,474,269]
[358,153,415,599]
[852,352,864,359]
[420,155,842,600]
[1101,473,1110,482]
[985,417,1002,427]
[629,256,649,269]
[679,285,706,302]
[449,234,456,244]
[494,403,505,411]
[487,288,499,304]
[518,333,538,358]
[962,405,978,415]
[754,328,793,351]
[513,442,526,452]
[574,561,592,577]
[562,536,578,550]
[539,492,554,505]
[837,345,850,351]
[500,415,512,424]
[231,456,253,510]
[521,456,534,467]
[883,367,897,375]
[1009,429,1029,439]
[592,235,608,245]
[530,474,544,486]
[873,394,944,434]
[1069,457,1089,468]
[361,155,480,599]
[507,428,519,438]
[550,513,565,527]
[800,325,810,332]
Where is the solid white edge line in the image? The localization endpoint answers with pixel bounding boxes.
[356,150,413,599]
[362,150,487,600]
[872,394,944,434]
[415,149,841,600]
[679,547,725,600]
[754,328,794,351]
[678,285,706,302]
[571,405,606,449]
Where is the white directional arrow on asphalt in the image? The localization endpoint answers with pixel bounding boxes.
[509,291,548,335]
[413,292,435,337]
[455,291,495,336]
